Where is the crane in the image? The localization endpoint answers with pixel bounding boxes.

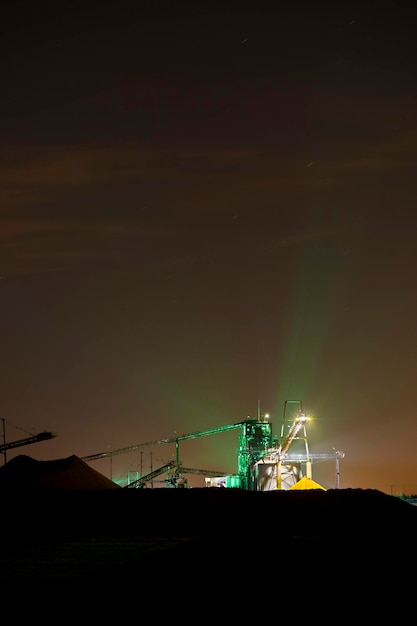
[81,421,245,462]
[0,431,57,464]
[0,431,57,453]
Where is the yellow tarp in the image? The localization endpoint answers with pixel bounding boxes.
[289,476,326,490]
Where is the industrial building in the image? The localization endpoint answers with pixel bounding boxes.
[81,400,344,490]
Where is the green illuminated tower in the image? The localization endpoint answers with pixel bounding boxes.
[237,419,274,490]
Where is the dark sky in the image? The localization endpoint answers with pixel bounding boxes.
[1,0,417,493]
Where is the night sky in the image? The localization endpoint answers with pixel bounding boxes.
[1,1,417,493]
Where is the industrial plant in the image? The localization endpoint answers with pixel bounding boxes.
[81,400,344,491]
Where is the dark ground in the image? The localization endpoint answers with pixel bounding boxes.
[1,486,416,616]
